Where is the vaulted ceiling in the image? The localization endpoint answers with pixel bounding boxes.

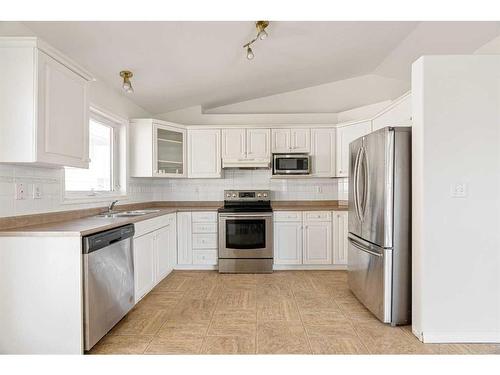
[21,21,500,115]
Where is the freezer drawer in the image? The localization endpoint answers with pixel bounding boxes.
[347,234,392,323]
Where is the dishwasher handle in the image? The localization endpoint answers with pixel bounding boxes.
[83,224,135,254]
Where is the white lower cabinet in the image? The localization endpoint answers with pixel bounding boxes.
[133,213,176,303]
[333,211,349,265]
[273,210,347,267]
[303,221,332,264]
[133,231,156,302]
[274,221,303,264]
[177,211,218,267]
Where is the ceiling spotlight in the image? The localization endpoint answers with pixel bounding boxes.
[242,21,270,60]
[119,70,134,93]
[256,21,269,40]
[246,46,254,60]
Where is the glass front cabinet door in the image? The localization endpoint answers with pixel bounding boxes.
[153,124,186,177]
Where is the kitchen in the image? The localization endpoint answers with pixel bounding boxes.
[0,4,499,372]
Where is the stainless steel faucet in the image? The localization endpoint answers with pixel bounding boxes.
[108,200,119,212]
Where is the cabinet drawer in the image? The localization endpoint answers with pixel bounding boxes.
[193,233,218,249]
[134,213,175,238]
[274,211,302,222]
[192,250,218,265]
[192,222,217,233]
[304,211,332,221]
[192,211,217,223]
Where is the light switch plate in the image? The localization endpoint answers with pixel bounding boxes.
[451,183,467,198]
[15,183,26,200]
[33,183,42,199]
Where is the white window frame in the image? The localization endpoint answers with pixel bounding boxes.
[63,106,128,204]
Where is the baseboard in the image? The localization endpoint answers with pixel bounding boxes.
[273,264,347,270]
[174,265,218,270]
[420,331,500,343]
[174,264,347,271]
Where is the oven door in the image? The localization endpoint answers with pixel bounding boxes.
[218,213,273,259]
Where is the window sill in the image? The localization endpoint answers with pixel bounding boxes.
[62,193,129,205]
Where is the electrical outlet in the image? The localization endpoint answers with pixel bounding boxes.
[15,183,26,200]
[451,183,467,198]
[33,183,42,199]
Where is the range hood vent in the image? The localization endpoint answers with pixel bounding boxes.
[222,158,270,169]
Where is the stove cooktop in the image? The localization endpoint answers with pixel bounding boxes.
[219,189,272,213]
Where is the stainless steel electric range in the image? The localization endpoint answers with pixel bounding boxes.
[218,190,273,273]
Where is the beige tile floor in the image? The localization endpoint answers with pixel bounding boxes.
[89,270,500,355]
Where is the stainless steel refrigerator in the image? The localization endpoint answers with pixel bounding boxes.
[347,126,411,326]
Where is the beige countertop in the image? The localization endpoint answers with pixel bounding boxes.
[0,200,347,237]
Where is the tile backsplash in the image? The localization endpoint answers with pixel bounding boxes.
[0,165,348,218]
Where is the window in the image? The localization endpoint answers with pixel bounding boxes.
[64,109,125,200]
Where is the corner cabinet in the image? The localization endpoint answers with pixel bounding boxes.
[130,119,187,178]
[335,120,372,177]
[372,93,412,131]
[177,211,218,268]
[0,37,93,168]
[188,129,221,178]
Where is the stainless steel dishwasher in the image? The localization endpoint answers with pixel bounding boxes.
[82,224,135,351]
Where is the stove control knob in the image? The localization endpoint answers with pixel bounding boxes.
[232,193,237,198]
[226,193,231,198]
[257,193,262,198]
[263,193,268,198]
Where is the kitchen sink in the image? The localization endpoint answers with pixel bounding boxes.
[95,209,161,218]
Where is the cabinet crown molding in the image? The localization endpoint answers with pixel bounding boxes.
[0,37,94,81]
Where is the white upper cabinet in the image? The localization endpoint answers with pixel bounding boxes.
[372,93,412,131]
[188,129,221,178]
[335,120,372,177]
[291,128,311,153]
[222,128,246,161]
[310,128,336,177]
[272,128,310,153]
[271,129,290,153]
[246,128,271,159]
[0,37,93,168]
[222,128,270,167]
[130,119,187,178]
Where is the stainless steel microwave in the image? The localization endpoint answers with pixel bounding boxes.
[272,154,311,175]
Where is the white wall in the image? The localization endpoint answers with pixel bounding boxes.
[204,74,408,114]
[0,22,152,218]
[412,55,500,343]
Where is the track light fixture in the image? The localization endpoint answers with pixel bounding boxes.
[243,21,269,60]
[119,70,134,93]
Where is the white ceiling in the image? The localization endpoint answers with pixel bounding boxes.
[20,21,500,115]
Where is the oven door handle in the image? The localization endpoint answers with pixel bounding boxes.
[219,213,273,218]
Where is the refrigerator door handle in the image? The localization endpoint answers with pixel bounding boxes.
[360,146,369,220]
[353,147,363,222]
[348,236,383,257]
